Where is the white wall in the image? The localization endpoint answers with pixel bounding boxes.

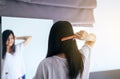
[90,0,120,71]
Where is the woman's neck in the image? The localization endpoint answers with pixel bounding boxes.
[56,53,66,58]
[6,46,11,53]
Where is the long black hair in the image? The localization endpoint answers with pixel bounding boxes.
[2,29,16,59]
[46,21,84,79]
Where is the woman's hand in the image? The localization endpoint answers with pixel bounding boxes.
[87,33,96,41]
[75,30,88,40]
[61,30,89,41]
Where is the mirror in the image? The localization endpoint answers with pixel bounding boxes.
[1,16,53,79]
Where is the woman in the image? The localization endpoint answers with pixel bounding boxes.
[33,21,96,79]
[2,29,32,79]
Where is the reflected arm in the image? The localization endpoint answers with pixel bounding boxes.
[15,36,32,45]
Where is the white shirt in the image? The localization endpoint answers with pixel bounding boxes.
[2,42,25,79]
[80,44,91,79]
[33,44,91,79]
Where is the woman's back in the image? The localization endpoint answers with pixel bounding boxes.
[33,44,91,79]
[33,56,81,79]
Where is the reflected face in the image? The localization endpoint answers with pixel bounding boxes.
[6,34,14,47]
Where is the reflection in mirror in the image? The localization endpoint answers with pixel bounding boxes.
[1,16,53,79]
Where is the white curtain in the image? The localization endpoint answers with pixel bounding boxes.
[0,0,97,27]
